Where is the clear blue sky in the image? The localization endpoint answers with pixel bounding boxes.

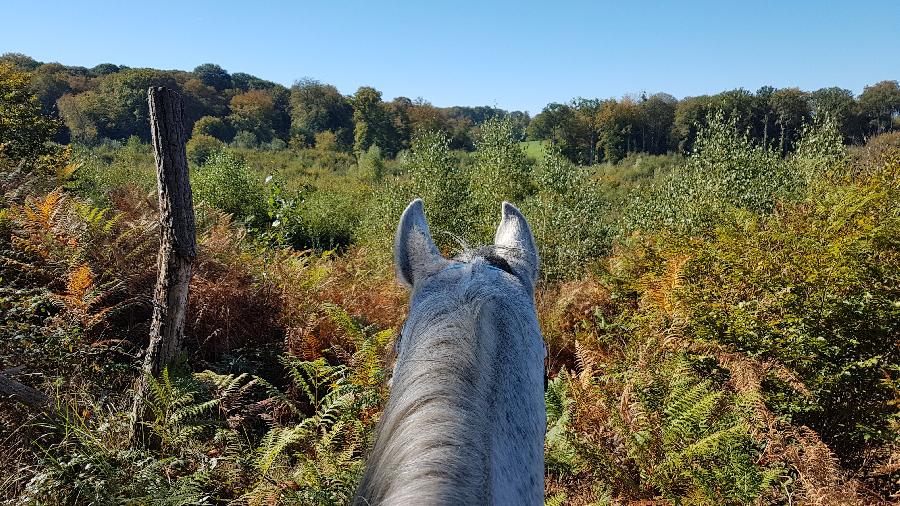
[2,0,897,114]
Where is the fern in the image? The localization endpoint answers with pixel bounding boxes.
[145,368,221,451]
[545,492,567,506]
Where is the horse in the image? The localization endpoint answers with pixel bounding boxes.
[355,199,546,505]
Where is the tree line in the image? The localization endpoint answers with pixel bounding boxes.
[0,53,528,156]
[530,83,900,164]
[2,52,898,164]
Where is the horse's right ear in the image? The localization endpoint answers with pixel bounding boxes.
[394,199,445,288]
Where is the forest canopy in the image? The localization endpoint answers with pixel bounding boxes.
[3,52,898,164]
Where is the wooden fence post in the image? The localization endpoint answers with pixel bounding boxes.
[130,87,197,443]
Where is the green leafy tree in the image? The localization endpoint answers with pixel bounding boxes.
[596,98,643,163]
[228,90,278,143]
[573,98,602,164]
[56,92,99,144]
[63,68,180,141]
[0,63,60,162]
[351,86,401,156]
[768,87,811,153]
[231,72,277,92]
[193,63,232,91]
[469,116,533,240]
[90,63,122,76]
[809,87,862,142]
[186,134,224,165]
[673,95,712,153]
[28,63,72,116]
[0,52,41,71]
[181,78,230,128]
[290,78,354,148]
[858,80,900,136]
[191,115,233,142]
[640,92,676,154]
[528,102,584,162]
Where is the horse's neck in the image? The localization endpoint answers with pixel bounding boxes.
[358,298,545,505]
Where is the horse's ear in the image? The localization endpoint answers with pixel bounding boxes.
[395,199,445,288]
[494,201,539,291]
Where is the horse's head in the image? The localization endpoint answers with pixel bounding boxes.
[356,199,545,505]
[393,198,542,380]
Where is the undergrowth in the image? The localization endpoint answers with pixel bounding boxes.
[1,64,898,505]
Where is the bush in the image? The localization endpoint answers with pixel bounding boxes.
[679,155,900,465]
[468,116,533,241]
[186,133,224,165]
[522,148,614,280]
[357,144,385,181]
[191,115,233,142]
[231,130,258,149]
[69,136,156,204]
[192,151,265,224]
[288,185,366,251]
[625,112,786,235]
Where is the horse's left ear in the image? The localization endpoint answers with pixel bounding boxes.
[494,201,539,291]
[395,199,447,288]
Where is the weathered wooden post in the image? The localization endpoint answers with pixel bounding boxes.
[130,87,196,442]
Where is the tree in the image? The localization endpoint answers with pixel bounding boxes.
[193,63,232,91]
[469,117,533,240]
[229,90,278,144]
[596,98,642,163]
[640,93,676,154]
[0,52,41,71]
[573,98,602,164]
[768,88,811,153]
[289,79,353,148]
[181,78,229,128]
[192,115,233,142]
[56,92,99,144]
[351,86,401,156]
[0,63,60,162]
[91,63,122,76]
[403,98,452,136]
[528,102,583,162]
[858,80,900,136]
[809,87,860,142]
[713,88,757,137]
[268,84,292,142]
[231,72,276,92]
[64,68,180,141]
[673,95,712,153]
[29,63,72,116]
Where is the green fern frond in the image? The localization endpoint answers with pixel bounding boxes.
[545,492,567,506]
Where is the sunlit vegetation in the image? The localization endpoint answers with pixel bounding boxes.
[1,56,899,505]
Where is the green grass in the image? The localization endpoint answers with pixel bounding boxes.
[520,140,549,161]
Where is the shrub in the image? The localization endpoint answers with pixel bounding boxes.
[314,131,340,152]
[625,111,788,235]
[232,130,258,149]
[192,151,265,224]
[522,147,614,280]
[186,133,224,165]
[357,144,385,181]
[679,156,900,466]
[69,137,156,204]
[191,115,233,142]
[468,116,533,241]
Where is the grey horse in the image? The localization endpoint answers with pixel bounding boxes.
[355,199,546,505]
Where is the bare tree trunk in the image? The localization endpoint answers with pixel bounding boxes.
[130,87,196,443]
